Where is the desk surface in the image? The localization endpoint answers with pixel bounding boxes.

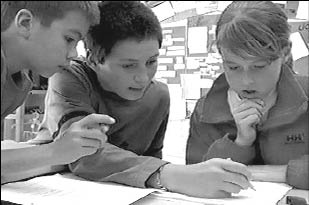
[133,189,309,205]
[2,172,308,205]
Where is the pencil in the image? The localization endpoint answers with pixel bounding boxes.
[226,158,256,191]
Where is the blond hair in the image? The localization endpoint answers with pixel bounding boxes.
[216,1,291,63]
[1,1,100,32]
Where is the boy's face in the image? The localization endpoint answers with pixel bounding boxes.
[221,48,283,100]
[95,39,159,101]
[25,10,90,77]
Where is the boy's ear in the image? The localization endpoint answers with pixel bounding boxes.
[14,9,34,39]
[282,41,292,62]
[87,47,106,65]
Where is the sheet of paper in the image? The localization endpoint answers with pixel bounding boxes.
[200,78,214,88]
[158,58,173,64]
[153,181,292,205]
[186,58,200,70]
[167,84,186,120]
[1,173,156,205]
[162,38,173,46]
[167,46,185,51]
[176,56,184,64]
[166,50,185,56]
[159,48,166,56]
[162,29,173,34]
[174,64,185,70]
[172,37,185,42]
[158,65,168,71]
[155,71,176,78]
[188,27,208,54]
[151,1,174,22]
[180,74,201,99]
[296,1,308,19]
[290,32,309,60]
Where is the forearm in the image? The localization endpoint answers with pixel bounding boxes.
[69,143,168,188]
[1,144,59,176]
[146,163,183,192]
[286,155,309,189]
[248,165,287,183]
[159,163,183,192]
[205,134,256,164]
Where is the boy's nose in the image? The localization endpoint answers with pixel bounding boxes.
[134,69,149,85]
[241,71,254,85]
[67,48,78,60]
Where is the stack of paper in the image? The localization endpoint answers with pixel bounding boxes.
[153,181,292,205]
[1,173,156,205]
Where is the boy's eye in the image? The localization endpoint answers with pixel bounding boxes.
[65,36,76,44]
[146,59,158,67]
[228,66,240,71]
[122,64,136,69]
[253,65,267,69]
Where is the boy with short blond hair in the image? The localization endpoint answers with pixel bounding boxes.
[1,1,115,184]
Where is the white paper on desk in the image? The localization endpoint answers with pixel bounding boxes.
[1,140,35,150]
[154,181,292,205]
[1,173,156,205]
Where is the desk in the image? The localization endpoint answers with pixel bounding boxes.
[1,174,308,205]
[133,189,309,205]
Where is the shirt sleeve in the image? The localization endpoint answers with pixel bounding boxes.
[69,105,170,188]
[143,113,169,158]
[69,143,169,188]
[187,97,256,165]
[38,69,95,138]
[204,134,256,164]
[286,155,309,189]
[186,100,214,164]
[1,47,7,102]
[41,67,170,188]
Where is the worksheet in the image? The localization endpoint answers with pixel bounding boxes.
[153,181,293,205]
[1,173,156,205]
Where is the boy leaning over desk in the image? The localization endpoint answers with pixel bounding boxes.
[34,1,255,199]
[1,1,116,185]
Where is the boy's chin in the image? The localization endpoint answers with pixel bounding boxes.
[122,92,144,101]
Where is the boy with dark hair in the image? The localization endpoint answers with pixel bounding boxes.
[39,1,254,198]
[1,1,115,184]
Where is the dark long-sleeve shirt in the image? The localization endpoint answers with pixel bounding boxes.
[1,47,33,139]
[38,58,170,187]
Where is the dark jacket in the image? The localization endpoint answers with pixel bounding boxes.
[187,67,309,189]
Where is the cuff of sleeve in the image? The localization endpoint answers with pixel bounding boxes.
[69,143,170,188]
[204,133,255,164]
[137,158,170,188]
[287,156,309,189]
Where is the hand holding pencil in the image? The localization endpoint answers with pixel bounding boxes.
[227,158,256,191]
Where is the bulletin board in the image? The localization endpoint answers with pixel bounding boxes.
[156,25,187,84]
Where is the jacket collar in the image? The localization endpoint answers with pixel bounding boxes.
[200,68,308,129]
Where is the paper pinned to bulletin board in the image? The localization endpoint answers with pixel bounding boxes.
[188,26,208,54]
